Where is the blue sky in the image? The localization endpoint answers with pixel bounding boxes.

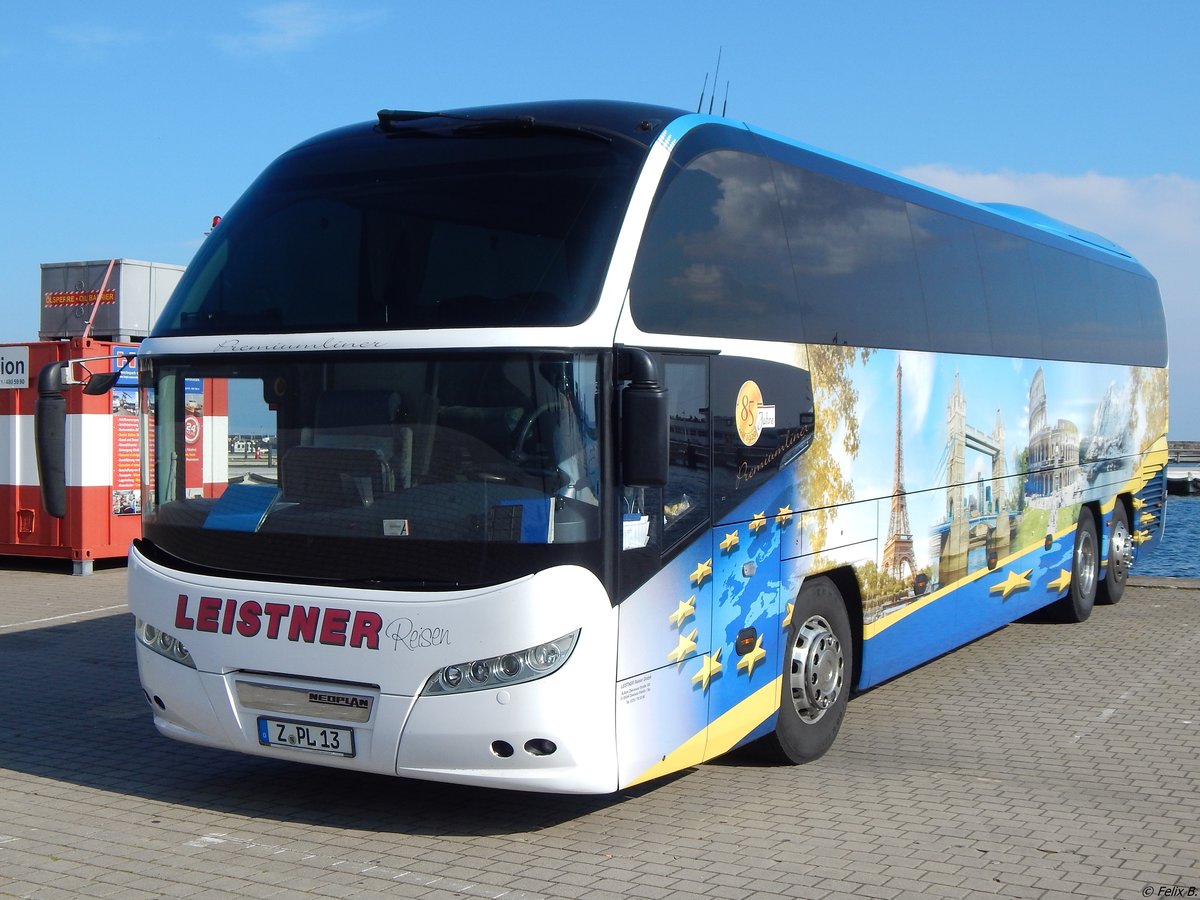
[2,1,1197,436]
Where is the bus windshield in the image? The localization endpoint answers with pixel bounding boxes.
[153,125,644,336]
[140,351,603,587]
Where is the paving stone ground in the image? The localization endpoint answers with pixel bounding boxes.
[0,559,1197,899]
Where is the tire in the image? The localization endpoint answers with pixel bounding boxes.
[754,576,852,764]
[1097,501,1132,605]
[1055,506,1099,623]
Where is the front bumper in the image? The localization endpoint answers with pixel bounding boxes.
[130,544,620,793]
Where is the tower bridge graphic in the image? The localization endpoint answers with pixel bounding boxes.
[873,358,1132,619]
[936,370,1011,586]
[884,369,1015,591]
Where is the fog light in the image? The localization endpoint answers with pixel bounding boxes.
[134,618,196,669]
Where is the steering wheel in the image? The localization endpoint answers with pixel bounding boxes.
[513,403,557,459]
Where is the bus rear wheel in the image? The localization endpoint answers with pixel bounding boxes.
[754,576,852,764]
[1055,507,1099,623]
[1097,502,1132,605]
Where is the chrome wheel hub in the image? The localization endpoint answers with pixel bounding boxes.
[1110,520,1133,581]
[790,614,844,724]
[1075,525,1097,598]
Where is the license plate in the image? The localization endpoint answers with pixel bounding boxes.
[257,717,355,757]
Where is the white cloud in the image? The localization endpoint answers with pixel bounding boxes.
[900,165,1200,440]
[216,2,380,55]
[899,349,934,433]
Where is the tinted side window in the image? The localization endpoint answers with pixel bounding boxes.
[774,164,928,350]
[1095,263,1167,367]
[1132,273,1168,366]
[630,150,801,340]
[974,225,1044,359]
[907,204,992,356]
[1029,242,1095,361]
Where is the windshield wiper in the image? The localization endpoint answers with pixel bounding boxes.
[376,109,612,144]
[376,109,467,135]
[452,116,612,144]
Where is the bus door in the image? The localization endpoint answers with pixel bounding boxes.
[702,355,812,756]
[615,355,715,786]
[615,354,813,787]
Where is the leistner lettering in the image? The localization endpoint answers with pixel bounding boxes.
[174,594,381,649]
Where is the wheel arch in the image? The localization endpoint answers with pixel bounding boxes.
[802,564,864,691]
[1104,492,1133,538]
[1098,491,1134,604]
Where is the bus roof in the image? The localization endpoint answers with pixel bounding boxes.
[305,99,1140,269]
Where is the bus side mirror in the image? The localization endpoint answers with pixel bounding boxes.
[35,362,68,518]
[620,348,668,487]
[83,370,122,395]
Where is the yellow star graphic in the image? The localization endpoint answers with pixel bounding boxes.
[1139,512,1157,525]
[1133,530,1151,544]
[989,568,1032,599]
[690,558,713,586]
[1132,497,1145,510]
[1047,568,1072,593]
[720,531,740,552]
[782,601,794,629]
[691,647,722,690]
[668,596,696,627]
[736,635,767,677]
[776,505,793,527]
[748,512,767,533]
[667,628,698,664]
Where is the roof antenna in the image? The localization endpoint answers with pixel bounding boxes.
[696,71,709,114]
[708,47,723,115]
[722,81,730,117]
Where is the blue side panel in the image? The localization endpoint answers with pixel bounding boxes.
[1130,468,1168,561]
[616,468,800,783]
[616,532,716,781]
[860,528,1076,688]
[708,493,787,747]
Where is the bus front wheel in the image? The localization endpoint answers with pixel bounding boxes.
[755,576,852,764]
[1056,507,1099,623]
[1097,502,1132,605]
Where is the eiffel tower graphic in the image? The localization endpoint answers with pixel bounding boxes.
[882,360,916,581]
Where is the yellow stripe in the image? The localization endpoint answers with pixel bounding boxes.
[623,676,782,788]
[623,440,1174,789]
[865,521,1080,640]
[866,438,1169,641]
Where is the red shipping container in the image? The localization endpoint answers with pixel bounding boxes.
[0,338,223,574]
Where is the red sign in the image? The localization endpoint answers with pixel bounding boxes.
[43,289,116,307]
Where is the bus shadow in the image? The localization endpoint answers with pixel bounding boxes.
[0,614,651,835]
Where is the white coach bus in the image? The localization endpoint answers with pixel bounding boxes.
[38,101,1168,792]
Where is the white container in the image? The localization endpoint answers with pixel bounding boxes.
[40,259,185,342]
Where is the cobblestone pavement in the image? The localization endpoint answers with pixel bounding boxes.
[1,560,1197,899]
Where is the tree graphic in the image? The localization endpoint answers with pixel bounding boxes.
[800,343,874,553]
[1130,366,1169,449]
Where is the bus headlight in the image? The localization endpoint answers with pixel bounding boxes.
[135,618,197,669]
[422,630,579,696]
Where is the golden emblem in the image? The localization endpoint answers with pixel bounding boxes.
[735,380,763,447]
